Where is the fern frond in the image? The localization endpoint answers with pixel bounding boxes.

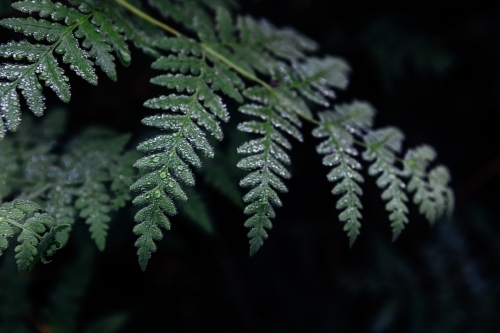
[1,119,136,257]
[313,101,375,246]
[363,127,409,240]
[75,181,111,252]
[237,88,304,255]
[0,199,67,273]
[0,0,133,138]
[131,46,233,270]
[404,146,453,223]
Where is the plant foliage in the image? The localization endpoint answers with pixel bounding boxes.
[0,0,454,271]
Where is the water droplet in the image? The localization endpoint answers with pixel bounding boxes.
[160,171,166,179]
[168,182,174,188]
[153,157,160,163]
[15,26,22,33]
[55,48,64,54]
[154,190,161,198]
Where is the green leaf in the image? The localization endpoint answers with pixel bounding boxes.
[216,7,236,43]
[75,181,112,251]
[59,34,98,85]
[313,101,375,246]
[363,127,409,240]
[12,0,81,25]
[78,20,117,81]
[15,212,55,273]
[0,17,65,42]
[39,53,71,102]
[237,88,302,255]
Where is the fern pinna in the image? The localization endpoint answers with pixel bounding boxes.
[0,0,454,271]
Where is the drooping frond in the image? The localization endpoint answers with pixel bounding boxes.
[313,102,375,246]
[237,88,304,255]
[404,146,454,223]
[131,40,235,270]
[0,0,137,138]
[363,127,409,240]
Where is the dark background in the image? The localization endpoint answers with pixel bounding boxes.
[2,0,500,332]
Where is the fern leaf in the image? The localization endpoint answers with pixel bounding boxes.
[92,11,132,66]
[0,40,49,62]
[313,102,375,246]
[237,85,305,255]
[404,146,438,222]
[15,212,55,272]
[75,181,111,252]
[0,17,65,42]
[131,47,232,270]
[58,34,98,84]
[429,166,454,217]
[0,199,64,273]
[215,7,236,44]
[12,0,81,25]
[78,21,117,81]
[363,127,409,240]
[0,0,132,138]
[39,53,71,101]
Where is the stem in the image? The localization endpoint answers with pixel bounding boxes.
[114,0,180,36]
[114,0,368,136]
[7,220,43,241]
[201,44,271,89]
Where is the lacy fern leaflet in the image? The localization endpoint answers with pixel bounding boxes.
[0,0,133,138]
